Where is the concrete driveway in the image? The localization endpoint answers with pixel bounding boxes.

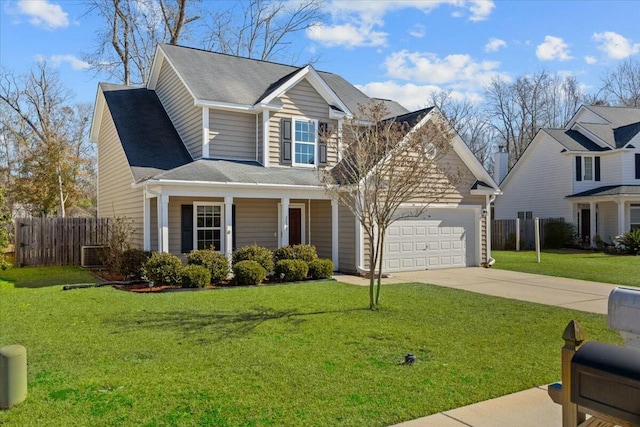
[335,267,620,314]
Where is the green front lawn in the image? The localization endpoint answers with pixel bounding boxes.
[0,267,620,426]
[493,250,640,287]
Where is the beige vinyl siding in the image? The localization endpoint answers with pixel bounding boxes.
[209,109,257,160]
[481,217,487,264]
[338,204,356,273]
[269,79,338,166]
[257,113,263,164]
[235,198,279,250]
[96,105,144,248]
[155,60,202,159]
[309,200,332,259]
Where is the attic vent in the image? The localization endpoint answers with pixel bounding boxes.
[81,245,107,268]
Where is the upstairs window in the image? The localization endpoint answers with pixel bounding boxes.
[293,119,317,166]
[575,155,600,182]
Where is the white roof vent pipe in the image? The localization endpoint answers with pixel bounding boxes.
[493,145,508,185]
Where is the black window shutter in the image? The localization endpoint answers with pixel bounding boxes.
[575,156,582,181]
[232,204,236,251]
[181,205,193,253]
[318,122,328,165]
[281,118,292,164]
[594,156,601,181]
[636,154,640,179]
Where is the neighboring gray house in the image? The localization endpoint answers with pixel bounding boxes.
[90,44,500,273]
[495,105,640,245]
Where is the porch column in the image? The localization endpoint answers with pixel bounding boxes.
[281,197,290,247]
[143,191,151,251]
[331,200,339,270]
[158,194,169,253]
[589,201,597,247]
[262,111,270,167]
[618,200,626,235]
[224,196,233,260]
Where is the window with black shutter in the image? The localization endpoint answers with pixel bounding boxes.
[594,156,600,181]
[576,156,582,181]
[281,118,292,164]
[181,205,193,253]
[636,154,640,179]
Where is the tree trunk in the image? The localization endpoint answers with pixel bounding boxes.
[375,229,385,305]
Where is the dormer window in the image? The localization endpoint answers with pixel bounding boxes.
[293,118,317,166]
[575,155,600,182]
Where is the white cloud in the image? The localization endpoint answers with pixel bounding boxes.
[307,23,387,48]
[357,81,482,111]
[593,31,640,59]
[408,24,426,38]
[309,1,495,48]
[536,36,572,61]
[383,50,507,90]
[584,56,597,64]
[17,0,68,30]
[485,38,506,52]
[50,55,90,71]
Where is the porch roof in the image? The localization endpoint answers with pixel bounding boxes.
[145,158,324,187]
[566,185,640,199]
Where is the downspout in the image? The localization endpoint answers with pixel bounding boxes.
[486,194,497,267]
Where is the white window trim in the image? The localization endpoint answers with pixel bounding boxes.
[193,202,225,252]
[583,156,594,181]
[292,117,318,168]
[277,202,306,247]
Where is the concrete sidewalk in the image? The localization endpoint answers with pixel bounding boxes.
[333,267,623,426]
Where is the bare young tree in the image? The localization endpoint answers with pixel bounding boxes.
[322,102,463,309]
[200,0,324,62]
[600,58,640,107]
[0,64,94,217]
[84,0,199,85]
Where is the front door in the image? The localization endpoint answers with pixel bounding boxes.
[289,208,302,245]
[581,209,590,244]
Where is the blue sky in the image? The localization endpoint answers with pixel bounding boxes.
[1,0,639,110]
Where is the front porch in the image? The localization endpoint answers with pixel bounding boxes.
[142,190,340,269]
[572,199,640,246]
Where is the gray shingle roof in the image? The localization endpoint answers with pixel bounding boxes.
[566,185,640,198]
[584,105,640,128]
[544,129,610,152]
[100,83,192,181]
[160,44,409,116]
[151,159,324,186]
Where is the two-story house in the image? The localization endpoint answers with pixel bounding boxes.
[90,44,500,273]
[494,105,640,245]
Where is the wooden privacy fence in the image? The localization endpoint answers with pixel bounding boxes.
[491,218,565,250]
[14,217,111,267]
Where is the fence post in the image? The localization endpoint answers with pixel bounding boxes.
[516,218,520,251]
[561,320,586,427]
[535,217,541,263]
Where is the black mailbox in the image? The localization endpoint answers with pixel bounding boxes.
[571,341,640,425]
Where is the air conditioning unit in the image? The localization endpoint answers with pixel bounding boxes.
[81,245,107,268]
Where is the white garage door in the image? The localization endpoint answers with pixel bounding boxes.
[383,208,477,272]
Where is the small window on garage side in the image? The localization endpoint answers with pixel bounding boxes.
[631,204,640,231]
[517,211,533,220]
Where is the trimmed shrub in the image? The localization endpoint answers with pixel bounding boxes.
[544,221,578,249]
[119,249,152,280]
[180,264,211,288]
[274,244,318,264]
[308,259,334,279]
[233,260,267,286]
[273,246,296,263]
[274,259,309,282]
[143,252,183,286]
[616,229,640,255]
[232,245,274,272]
[187,249,230,284]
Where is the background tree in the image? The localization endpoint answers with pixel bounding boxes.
[0,186,11,269]
[430,90,495,171]
[200,0,324,62]
[0,64,94,217]
[84,0,199,85]
[600,58,640,107]
[323,103,462,309]
[484,70,587,168]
